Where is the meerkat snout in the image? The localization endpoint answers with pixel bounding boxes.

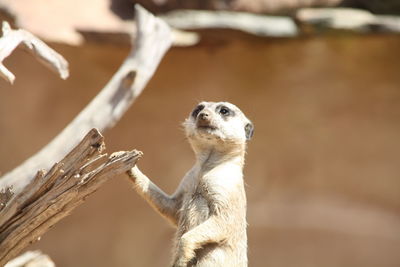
[198,111,209,121]
[196,109,215,129]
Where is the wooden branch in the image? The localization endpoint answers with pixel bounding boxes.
[161,10,298,37]
[296,8,376,31]
[296,8,400,33]
[375,15,400,33]
[0,21,69,84]
[0,128,142,265]
[0,5,172,196]
[5,251,55,267]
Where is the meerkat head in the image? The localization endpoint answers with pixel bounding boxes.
[183,101,254,152]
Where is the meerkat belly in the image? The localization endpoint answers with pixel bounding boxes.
[179,191,210,232]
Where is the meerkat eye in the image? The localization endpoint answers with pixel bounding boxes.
[219,106,231,116]
[192,104,205,118]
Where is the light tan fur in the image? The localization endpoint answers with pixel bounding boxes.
[127,101,253,267]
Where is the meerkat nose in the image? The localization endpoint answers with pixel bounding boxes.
[197,111,213,128]
[199,112,209,120]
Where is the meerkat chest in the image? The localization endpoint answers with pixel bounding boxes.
[179,183,210,230]
[179,165,243,230]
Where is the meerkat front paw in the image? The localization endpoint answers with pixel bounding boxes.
[172,256,193,267]
[172,259,186,267]
[173,236,196,267]
[127,165,141,182]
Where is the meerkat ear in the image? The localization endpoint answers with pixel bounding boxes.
[245,122,254,140]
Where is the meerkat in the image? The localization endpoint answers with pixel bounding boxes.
[126,101,254,267]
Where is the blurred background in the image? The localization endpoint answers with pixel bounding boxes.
[1,0,400,266]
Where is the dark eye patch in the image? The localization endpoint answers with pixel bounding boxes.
[216,105,235,117]
[192,104,205,118]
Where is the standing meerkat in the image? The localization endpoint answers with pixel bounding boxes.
[127,101,254,267]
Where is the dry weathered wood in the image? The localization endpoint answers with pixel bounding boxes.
[0,187,13,212]
[296,8,376,32]
[5,250,55,267]
[374,15,400,33]
[0,21,69,84]
[161,9,298,37]
[0,128,142,265]
[0,5,172,197]
[296,8,400,33]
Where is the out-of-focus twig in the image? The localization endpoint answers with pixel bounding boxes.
[0,21,69,84]
[161,10,298,37]
[5,250,55,267]
[297,8,400,33]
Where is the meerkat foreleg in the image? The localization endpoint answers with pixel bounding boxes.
[127,166,180,226]
[173,215,228,267]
